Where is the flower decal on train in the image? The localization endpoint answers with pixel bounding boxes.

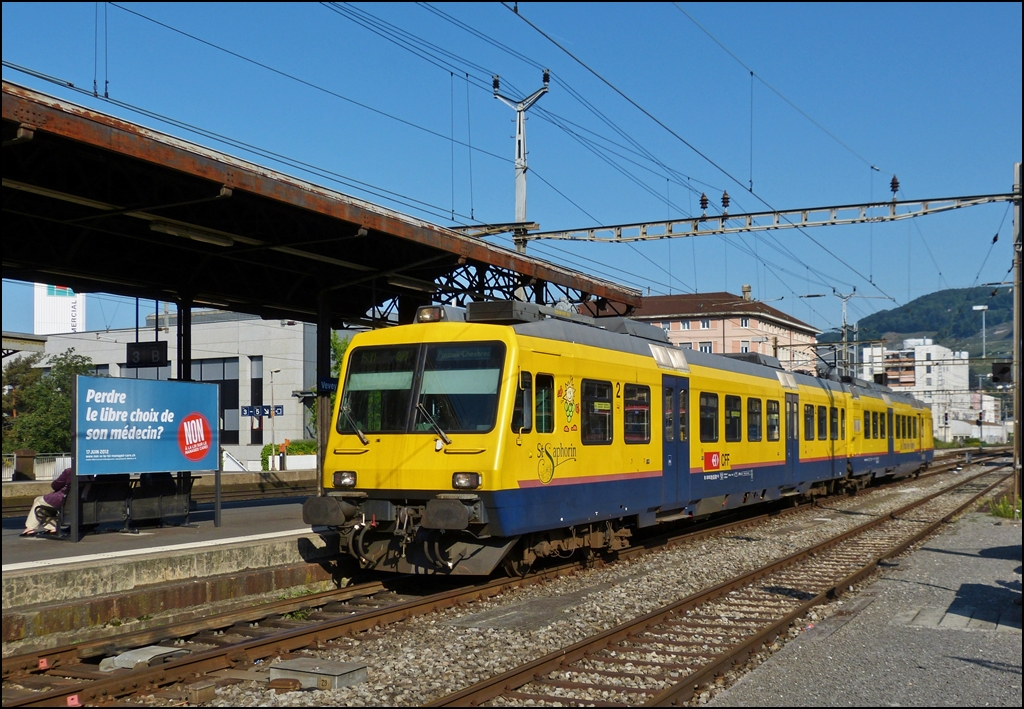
[558,376,578,432]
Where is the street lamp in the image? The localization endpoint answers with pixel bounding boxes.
[269,368,281,469]
[972,305,988,360]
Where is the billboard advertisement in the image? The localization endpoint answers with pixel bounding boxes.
[34,283,86,334]
[75,375,220,475]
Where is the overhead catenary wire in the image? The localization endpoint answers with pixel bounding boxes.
[328,2,863,302]
[504,3,903,310]
[671,3,885,174]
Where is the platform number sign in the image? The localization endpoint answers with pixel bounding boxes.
[241,405,283,417]
[125,341,168,368]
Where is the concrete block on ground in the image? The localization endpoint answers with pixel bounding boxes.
[270,658,367,690]
[938,604,975,628]
[967,608,999,631]
[99,645,188,672]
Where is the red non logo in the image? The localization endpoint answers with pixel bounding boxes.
[704,452,720,470]
[178,413,212,461]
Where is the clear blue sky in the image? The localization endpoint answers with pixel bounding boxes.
[3,2,1021,335]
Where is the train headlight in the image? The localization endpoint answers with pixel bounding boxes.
[452,472,481,490]
[333,471,357,488]
[416,306,443,323]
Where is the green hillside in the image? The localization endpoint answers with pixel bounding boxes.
[855,287,1012,342]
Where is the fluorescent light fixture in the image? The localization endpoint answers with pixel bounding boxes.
[387,275,437,293]
[150,222,235,247]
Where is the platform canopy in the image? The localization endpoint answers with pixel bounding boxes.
[2,81,640,329]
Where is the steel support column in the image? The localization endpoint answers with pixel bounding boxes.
[316,290,332,499]
[176,296,192,382]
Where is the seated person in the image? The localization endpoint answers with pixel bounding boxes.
[21,467,72,536]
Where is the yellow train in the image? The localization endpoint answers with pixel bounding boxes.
[303,301,933,575]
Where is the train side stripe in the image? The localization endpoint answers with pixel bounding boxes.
[517,469,663,488]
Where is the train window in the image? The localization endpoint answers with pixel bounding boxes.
[804,405,815,441]
[679,391,688,442]
[880,411,886,438]
[902,415,907,439]
[536,374,554,433]
[748,398,762,442]
[871,411,879,439]
[864,411,871,438]
[511,372,533,433]
[913,417,918,439]
[725,395,742,442]
[624,385,651,444]
[581,379,613,445]
[664,389,675,443]
[699,393,719,442]
[817,406,827,440]
[896,415,902,439]
[830,407,839,440]
[841,409,846,440]
[766,400,780,441]
[339,345,418,433]
[417,342,506,433]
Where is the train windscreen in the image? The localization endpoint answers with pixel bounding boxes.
[338,342,505,435]
[416,343,505,433]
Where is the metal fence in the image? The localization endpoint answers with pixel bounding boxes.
[1,454,72,482]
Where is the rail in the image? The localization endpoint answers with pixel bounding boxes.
[428,464,1011,706]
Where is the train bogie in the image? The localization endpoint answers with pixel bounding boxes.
[303,302,933,575]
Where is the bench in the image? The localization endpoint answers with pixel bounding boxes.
[35,472,194,537]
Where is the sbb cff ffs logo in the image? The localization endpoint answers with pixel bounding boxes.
[704,451,731,471]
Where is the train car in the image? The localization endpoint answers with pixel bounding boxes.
[303,301,933,575]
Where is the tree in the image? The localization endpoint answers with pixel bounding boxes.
[4,349,95,453]
[2,352,44,452]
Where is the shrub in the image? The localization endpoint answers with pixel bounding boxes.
[261,439,317,470]
[988,495,1022,520]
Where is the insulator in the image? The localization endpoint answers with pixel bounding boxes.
[699,193,708,211]
[890,175,899,194]
[493,76,500,93]
[543,69,550,85]
[721,190,730,209]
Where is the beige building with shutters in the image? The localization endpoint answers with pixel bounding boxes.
[621,287,820,373]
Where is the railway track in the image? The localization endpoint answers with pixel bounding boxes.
[1,450,1009,706]
[429,464,1012,707]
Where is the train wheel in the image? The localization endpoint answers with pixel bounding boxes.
[502,554,531,578]
[500,539,533,577]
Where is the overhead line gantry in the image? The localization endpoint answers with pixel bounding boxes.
[519,193,1017,243]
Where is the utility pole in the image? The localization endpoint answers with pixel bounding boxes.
[493,70,549,254]
[834,289,854,379]
[1012,162,1021,519]
[832,289,887,380]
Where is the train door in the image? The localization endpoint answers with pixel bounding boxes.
[662,375,690,507]
[887,409,894,459]
[785,393,800,485]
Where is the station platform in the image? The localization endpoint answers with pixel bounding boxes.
[709,510,1022,707]
[1,497,345,654]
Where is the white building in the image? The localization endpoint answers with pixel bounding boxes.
[23,310,332,470]
[861,338,978,442]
